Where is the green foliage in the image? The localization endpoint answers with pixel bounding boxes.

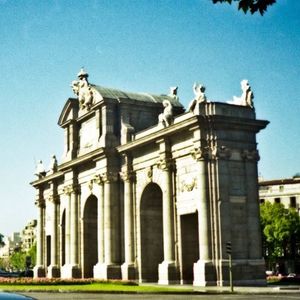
[260,201,300,260]
[27,243,36,267]
[9,251,26,271]
[212,0,276,15]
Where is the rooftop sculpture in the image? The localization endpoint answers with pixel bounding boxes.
[71,68,94,110]
[228,79,254,108]
[188,82,207,113]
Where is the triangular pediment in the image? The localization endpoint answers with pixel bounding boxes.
[58,98,79,127]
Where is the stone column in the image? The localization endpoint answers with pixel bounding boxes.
[93,172,121,279]
[33,191,46,278]
[191,144,215,286]
[121,170,136,280]
[157,143,179,284]
[47,194,60,278]
[61,184,81,278]
[93,174,105,277]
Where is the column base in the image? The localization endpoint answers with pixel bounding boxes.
[93,263,121,280]
[61,264,81,279]
[193,260,216,286]
[121,263,136,280]
[33,265,46,278]
[158,261,179,285]
[47,265,60,278]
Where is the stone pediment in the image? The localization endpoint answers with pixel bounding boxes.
[58,98,79,126]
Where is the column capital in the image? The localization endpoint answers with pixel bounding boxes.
[120,170,135,182]
[210,145,232,160]
[93,174,104,185]
[241,149,260,161]
[35,198,45,208]
[102,172,119,183]
[191,146,209,161]
[48,194,60,205]
[63,184,81,195]
[157,157,174,171]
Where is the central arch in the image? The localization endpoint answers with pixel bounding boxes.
[83,195,98,278]
[140,183,163,282]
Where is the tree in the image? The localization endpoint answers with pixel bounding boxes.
[212,0,276,15]
[260,201,300,272]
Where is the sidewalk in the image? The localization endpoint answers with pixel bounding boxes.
[140,283,300,294]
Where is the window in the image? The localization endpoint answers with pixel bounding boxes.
[274,198,281,204]
[290,197,296,208]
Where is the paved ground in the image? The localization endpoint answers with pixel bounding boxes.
[18,293,300,300]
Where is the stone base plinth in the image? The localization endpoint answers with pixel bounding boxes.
[47,265,60,278]
[193,260,216,286]
[217,258,266,287]
[158,261,179,285]
[33,265,46,278]
[93,263,121,280]
[121,263,136,280]
[61,264,81,278]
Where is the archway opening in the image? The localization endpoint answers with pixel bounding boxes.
[180,212,199,283]
[140,183,163,282]
[83,195,98,278]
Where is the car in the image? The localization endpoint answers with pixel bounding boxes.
[0,292,35,299]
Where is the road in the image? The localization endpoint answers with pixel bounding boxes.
[19,292,300,300]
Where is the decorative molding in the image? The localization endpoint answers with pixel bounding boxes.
[35,198,45,208]
[146,167,153,181]
[93,174,104,185]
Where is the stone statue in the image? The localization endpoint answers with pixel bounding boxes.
[228,79,254,108]
[158,100,173,127]
[48,155,58,173]
[169,86,178,98]
[35,160,46,178]
[71,68,94,110]
[188,82,207,113]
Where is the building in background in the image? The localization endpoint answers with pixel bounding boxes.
[259,175,300,211]
[21,219,37,252]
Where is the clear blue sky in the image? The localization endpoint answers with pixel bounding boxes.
[0,0,299,236]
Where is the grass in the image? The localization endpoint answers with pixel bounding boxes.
[0,282,194,293]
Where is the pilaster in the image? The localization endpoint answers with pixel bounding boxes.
[157,140,179,284]
[120,155,137,280]
[33,190,46,278]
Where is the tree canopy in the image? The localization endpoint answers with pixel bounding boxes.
[0,233,4,247]
[260,201,300,262]
[212,0,276,15]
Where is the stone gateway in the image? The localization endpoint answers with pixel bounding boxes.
[31,70,268,286]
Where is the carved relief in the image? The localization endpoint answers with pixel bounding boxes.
[146,167,153,181]
[181,177,197,192]
[48,194,60,204]
[102,172,119,183]
[120,170,135,182]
